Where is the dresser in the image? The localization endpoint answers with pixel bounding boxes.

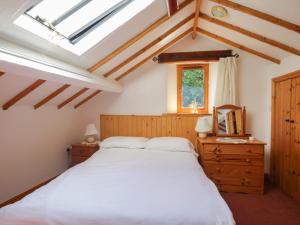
[70,143,99,166]
[197,137,265,194]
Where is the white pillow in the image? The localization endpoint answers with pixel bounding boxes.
[100,136,149,149]
[145,137,195,153]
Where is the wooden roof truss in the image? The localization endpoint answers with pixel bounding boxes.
[2,0,299,110]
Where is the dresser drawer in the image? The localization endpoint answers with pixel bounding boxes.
[211,175,263,187]
[203,144,264,156]
[218,184,263,194]
[72,147,97,157]
[203,154,264,166]
[204,164,263,178]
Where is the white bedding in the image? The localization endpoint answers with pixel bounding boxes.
[0,148,235,225]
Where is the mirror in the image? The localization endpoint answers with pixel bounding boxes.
[213,105,246,136]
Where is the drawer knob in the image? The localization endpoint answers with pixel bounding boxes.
[242,178,250,183]
[213,147,218,154]
[246,169,251,174]
[246,159,251,163]
[247,149,252,153]
[216,168,221,173]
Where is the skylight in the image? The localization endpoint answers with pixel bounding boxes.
[14,0,154,55]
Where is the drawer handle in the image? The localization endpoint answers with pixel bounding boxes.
[242,178,250,184]
[213,148,222,154]
[246,169,251,174]
[216,168,221,173]
[246,159,251,163]
[213,147,218,154]
[215,158,221,162]
[247,149,252,153]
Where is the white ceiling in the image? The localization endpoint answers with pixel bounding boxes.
[0,0,299,108]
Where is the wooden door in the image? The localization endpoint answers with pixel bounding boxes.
[291,77,300,201]
[271,79,292,193]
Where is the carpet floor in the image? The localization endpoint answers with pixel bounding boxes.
[222,184,300,225]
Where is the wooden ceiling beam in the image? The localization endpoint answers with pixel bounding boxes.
[2,79,46,110]
[57,88,89,109]
[103,13,194,78]
[197,27,281,64]
[115,27,193,81]
[74,90,102,109]
[87,0,193,73]
[209,0,300,34]
[167,0,178,16]
[199,12,300,56]
[34,84,71,109]
[192,0,201,39]
[157,50,233,63]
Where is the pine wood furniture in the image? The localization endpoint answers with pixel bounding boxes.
[213,104,246,137]
[100,114,207,146]
[271,69,300,203]
[71,143,99,166]
[197,136,265,194]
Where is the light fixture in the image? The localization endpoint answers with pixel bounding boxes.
[84,124,99,143]
[211,5,228,18]
[195,116,212,138]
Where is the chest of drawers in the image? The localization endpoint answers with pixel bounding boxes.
[197,137,265,194]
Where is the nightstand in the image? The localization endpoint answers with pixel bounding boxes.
[70,143,99,166]
[197,136,265,194]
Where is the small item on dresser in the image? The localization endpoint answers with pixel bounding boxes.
[195,116,212,138]
[84,123,99,143]
[249,136,256,141]
[216,137,247,144]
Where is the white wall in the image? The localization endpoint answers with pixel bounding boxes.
[0,106,83,203]
[81,35,277,173]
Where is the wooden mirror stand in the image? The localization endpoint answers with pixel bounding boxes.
[212,104,246,137]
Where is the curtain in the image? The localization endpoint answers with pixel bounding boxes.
[214,57,238,106]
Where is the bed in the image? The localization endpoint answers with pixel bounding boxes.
[0,137,235,225]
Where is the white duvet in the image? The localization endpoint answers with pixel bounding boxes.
[0,148,235,225]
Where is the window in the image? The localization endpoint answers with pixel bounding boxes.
[177,64,209,114]
[14,0,154,55]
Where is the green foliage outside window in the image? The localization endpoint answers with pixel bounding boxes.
[181,68,204,108]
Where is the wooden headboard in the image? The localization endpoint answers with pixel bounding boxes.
[100,114,207,146]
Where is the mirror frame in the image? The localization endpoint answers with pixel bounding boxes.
[213,104,246,137]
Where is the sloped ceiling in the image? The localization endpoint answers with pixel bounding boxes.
[0,0,299,109]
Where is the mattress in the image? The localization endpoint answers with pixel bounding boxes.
[0,148,235,225]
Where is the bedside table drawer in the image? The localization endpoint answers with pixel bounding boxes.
[72,147,97,157]
[204,164,263,177]
[72,156,88,166]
